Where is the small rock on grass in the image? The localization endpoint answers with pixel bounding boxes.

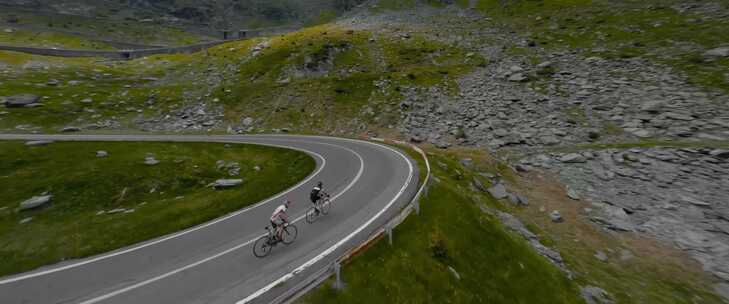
[96,150,109,157]
[19,195,52,211]
[550,210,563,223]
[25,140,54,146]
[619,249,634,261]
[60,126,81,133]
[581,286,613,304]
[703,47,729,59]
[106,208,127,214]
[4,94,40,108]
[211,179,243,189]
[447,266,461,280]
[594,250,608,262]
[487,183,508,199]
[144,156,160,166]
[19,217,33,224]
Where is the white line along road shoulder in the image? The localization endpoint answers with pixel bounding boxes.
[236,140,415,304]
[77,141,367,304]
[0,138,326,285]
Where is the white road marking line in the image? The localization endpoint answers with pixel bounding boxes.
[236,140,415,304]
[0,137,326,285]
[76,141,365,304]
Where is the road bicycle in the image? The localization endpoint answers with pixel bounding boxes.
[252,222,298,258]
[306,193,331,224]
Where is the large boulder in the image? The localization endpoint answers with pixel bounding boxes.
[4,94,40,108]
[19,195,52,210]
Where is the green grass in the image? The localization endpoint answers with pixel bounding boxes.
[551,139,729,153]
[1,24,483,133]
[0,28,116,50]
[299,151,582,304]
[0,140,315,276]
[474,0,729,92]
[2,9,209,46]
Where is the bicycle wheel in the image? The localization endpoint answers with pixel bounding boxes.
[320,198,331,215]
[281,224,298,245]
[253,235,272,258]
[306,207,318,224]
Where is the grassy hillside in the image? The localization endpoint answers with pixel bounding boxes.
[300,145,725,303]
[0,23,484,133]
[300,148,584,303]
[473,0,729,93]
[0,140,314,276]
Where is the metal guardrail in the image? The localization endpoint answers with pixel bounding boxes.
[272,138,432,304]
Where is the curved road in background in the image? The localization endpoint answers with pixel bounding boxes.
[0,134,419,304]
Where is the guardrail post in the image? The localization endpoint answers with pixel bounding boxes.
[386,226,393,246]
[334,261,343,290]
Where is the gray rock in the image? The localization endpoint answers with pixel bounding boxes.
[19,195,52,210]
[25,140,53,146]
[550,210,563,223]
[433,141,451,149]
[703,46,729,58]
[508,73,528,82]
[619,249,634,261]
[212,179,244,189]
[4,94,40,108]
[459,158,473,168]
[242,117,254,126]
[566,186,580,200]
[144,156,160,166]
[713,283,729,302]
[640,100,665,113]
[581,286,613,304]
[594,250,608,262]
[536,61,553,74]
[19,217,33,224]
[472,178,488,193]
[106,208,127,214]
[96,150,109,158]
[447,266,461,280]
[507,193,529,206]
[515,164,532,172]
[487,183,508,199]
[60,126,81,133]
[709,149,729,159]
[560,153,586,163]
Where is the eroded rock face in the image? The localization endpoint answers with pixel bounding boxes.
[522,147,729,283]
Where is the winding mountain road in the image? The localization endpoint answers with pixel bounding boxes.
[0,134,420,304]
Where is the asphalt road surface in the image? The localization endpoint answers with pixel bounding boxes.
[0,134,419,304]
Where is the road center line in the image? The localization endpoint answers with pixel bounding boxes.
[236,139,415,304]
[0,136,325,285]
[76,141,366,304]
